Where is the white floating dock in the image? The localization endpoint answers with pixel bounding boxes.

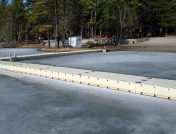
[0,61,176,100]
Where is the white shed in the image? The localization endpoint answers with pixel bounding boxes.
[69,36,82,47]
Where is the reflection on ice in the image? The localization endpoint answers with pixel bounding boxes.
[0,74,176,134]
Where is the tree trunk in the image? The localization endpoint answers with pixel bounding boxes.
[48,31,50,48]
[91,10,94,38]
[94,0,98,37]
[55,0,59,48]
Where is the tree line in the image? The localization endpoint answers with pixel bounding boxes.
[0,0,176,47]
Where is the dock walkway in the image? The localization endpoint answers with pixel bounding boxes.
[0,60,176,100]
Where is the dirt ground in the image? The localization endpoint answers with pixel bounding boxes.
[98,36,176,53]
[120,36,176,52]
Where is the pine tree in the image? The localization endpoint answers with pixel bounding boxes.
[0,0,12,46]
[27,0,52,47]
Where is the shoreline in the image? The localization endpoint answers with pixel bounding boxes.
[1,36,176,53]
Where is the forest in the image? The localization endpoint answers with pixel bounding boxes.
[0,0,176,47]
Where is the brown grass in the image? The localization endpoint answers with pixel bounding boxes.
[17,43,43,48]
[41,47,95,52]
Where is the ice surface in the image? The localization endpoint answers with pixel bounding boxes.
[0,73,176,134]
[0,49,176,133]
[0,48,43,58]
[24,51,176,80]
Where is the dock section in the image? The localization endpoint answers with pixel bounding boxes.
[0,49,103,61]
[0,61,176,100]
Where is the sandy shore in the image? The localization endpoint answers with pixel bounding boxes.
[117,36,176,52]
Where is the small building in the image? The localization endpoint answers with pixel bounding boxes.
[69,36,82,47]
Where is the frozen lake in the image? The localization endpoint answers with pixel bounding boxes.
[0,74,176,134]
[0,48,43,58]
[25,51,176,80]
